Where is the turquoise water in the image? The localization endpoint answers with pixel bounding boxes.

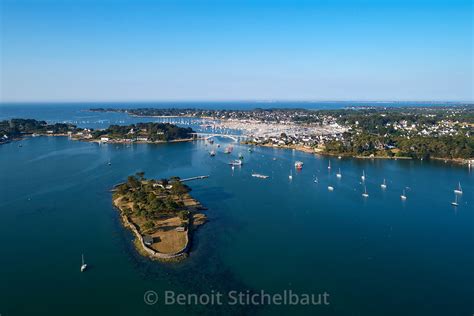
[0,135,473,315]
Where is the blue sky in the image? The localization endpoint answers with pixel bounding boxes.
[0,0,472,102]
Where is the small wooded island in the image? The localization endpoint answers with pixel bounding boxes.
[113,173,207,261]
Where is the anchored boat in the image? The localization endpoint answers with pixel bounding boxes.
[451,194,459,206]
[81,254,87,272]
[362,186,369,198]
[229,159,242,166]
[454,182,463,195]
[400,189,407,200]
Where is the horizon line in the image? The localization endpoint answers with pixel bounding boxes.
[1,99,473,104]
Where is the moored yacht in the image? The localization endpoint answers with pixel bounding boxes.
[451,194,459,206]
[362,186,369,198]
[295,161,304,170]
[380,179,387,189]
[81,254,87,272]
[229,159,242,166]
[400,189,407,200]
[454,182,463,195]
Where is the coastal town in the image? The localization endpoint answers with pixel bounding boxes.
[90,106,474,161]
[2,105,473,162]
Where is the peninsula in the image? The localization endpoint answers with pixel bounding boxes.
[0,119,195,145]
[113,173,207,260]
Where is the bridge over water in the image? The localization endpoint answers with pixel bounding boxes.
[191,133,247,142]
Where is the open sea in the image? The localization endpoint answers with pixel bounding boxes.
[0,103,472,316]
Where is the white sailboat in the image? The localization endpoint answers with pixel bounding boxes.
[451,194,459,206]
[336,168,342,178]
[328,161,331,170]
[362,186,369,198]
[328,185,334,191]
[380,179,387,189]
[400,189,407,200]
[252,173,269,179]
[361,170,365,181]
[289,170,293,180]
[81,254,87,272]
[454,182,463,195]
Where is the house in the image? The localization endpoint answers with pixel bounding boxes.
[143,235,154,246]
[100,137,109,142]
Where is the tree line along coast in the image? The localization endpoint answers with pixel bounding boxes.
[0,119,195,144]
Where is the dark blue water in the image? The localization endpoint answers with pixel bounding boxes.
[0,105,473,316]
